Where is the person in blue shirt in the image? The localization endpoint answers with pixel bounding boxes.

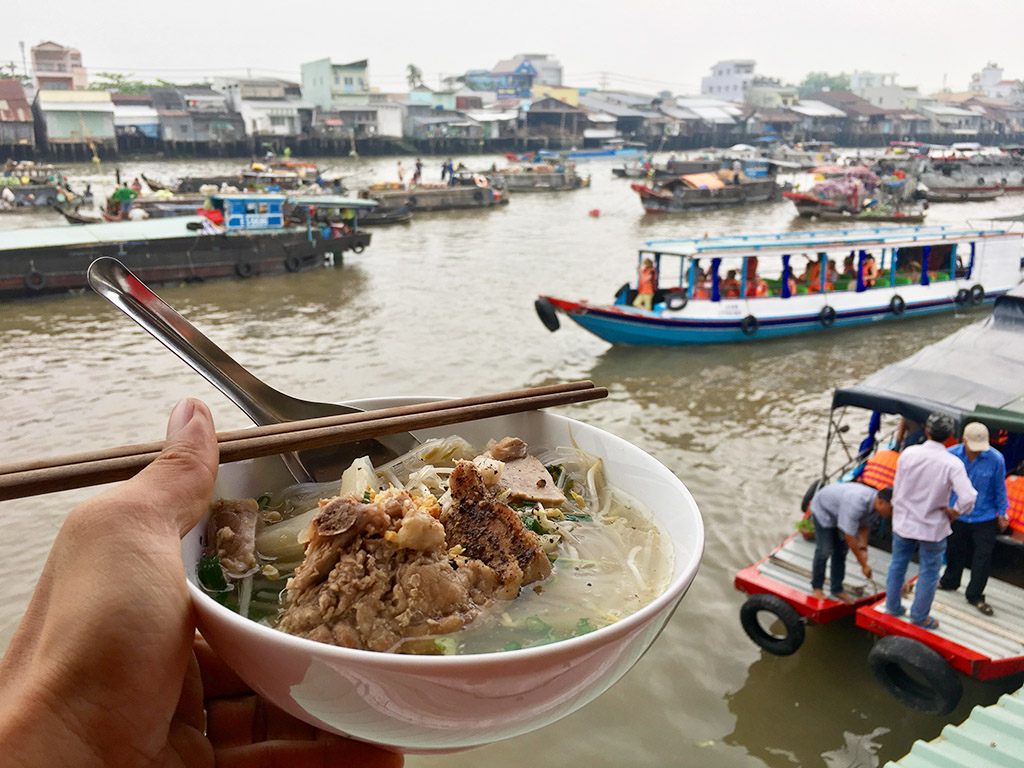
[939,422,1009,616]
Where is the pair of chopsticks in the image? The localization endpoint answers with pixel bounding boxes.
[0,381,607,502]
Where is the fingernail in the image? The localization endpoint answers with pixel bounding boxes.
[166,398,196,439]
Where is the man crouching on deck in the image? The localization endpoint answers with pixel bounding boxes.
[808,482,894,603]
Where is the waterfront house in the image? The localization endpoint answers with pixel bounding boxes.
[461,108,518,140]
[788,99,847,139]
[327,100,404,139]
[701,60,756,101]
[806,90,885,137]
[111,94,160,139]
[879,110,931,138]
[850,72,928,111]
[301,59,370,108]
[30,41,86,92]
[409,85,456,111]
[33,90,115,155]
[523,97,587,142]
[738,106,801,141]
[216,78,313,138]
[147,85,245,147]
[920,103,983,136]
[0,78,35,152]
[577,93,649,140]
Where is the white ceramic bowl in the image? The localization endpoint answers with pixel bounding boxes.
[184,396,704,753]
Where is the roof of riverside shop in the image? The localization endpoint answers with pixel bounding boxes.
[886,682,1024,767]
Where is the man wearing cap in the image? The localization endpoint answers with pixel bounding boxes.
[939,422,1008,616]
[808,482,893,603]
[886,413,978,630]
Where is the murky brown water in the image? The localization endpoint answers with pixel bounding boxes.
[2,154,1022,767]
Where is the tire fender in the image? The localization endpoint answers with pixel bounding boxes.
[954,288,970,306]
[969,284,984,305]
[473,188,485,203]
[284,254,303,272]
[235,261,254,278]
[667,293,688,311]
[819,306,836,328]
[739,594,806,656]
[800,479,823,513]
[351,243,365,254]
[24,270,46,292]
[868,635,962,714]
[890,295,906,316]
[740,315,759,337]
[534,298,560,332]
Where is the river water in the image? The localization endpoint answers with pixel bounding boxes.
[2,154,1022,767]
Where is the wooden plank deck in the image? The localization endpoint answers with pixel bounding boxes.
[856,573,1024,680]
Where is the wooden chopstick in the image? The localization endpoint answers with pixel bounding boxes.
[0,382,607,501]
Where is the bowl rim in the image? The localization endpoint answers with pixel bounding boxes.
[188,395,704,667]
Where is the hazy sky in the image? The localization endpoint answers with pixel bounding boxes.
[3,0,1023,96]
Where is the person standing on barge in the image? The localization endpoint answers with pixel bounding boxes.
[885,413,977,630]
[939,422,1009,616]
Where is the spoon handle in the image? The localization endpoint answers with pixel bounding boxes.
[88,256,287,427]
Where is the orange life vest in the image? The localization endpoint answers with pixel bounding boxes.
[637,266,656,294]
[1006,475,1024,534]
[861,449,899,490]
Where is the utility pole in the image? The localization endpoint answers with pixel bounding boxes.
[599,71,609,90]
[19,41,27,80]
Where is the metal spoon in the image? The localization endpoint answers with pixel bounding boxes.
[87,257,418,483]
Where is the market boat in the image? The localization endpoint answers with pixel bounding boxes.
[543,140,647,161]
[923,187,1005,203]
[0,162,89,211]
[784,167,885,217]
[0,194,375,300]
[631,159,789,213]
[612,158,721,179]
[355,205,413,226]
[535,225,1022,346]
[484,163,588,192]
[814,205,927,224]
[364,181,507,212]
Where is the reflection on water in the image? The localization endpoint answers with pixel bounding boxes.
[0,153,1021,768]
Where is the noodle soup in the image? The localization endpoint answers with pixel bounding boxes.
[200,435,674,655]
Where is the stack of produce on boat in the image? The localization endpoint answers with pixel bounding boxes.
[784,168,880,217]
[630,159,788,213]
[2,193,378,300]
[1,161,91,211]
[535,225,1022,346]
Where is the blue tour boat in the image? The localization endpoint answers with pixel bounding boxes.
[535,225,1023,346]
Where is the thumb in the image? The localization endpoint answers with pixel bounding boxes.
[121,398,220,537]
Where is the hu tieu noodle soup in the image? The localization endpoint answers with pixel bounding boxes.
[198,435,673,655]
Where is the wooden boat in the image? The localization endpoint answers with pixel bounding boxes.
[612,159,721,179]
[484,164,588,192]
[631,162,788,213]
[815,208,926,224]
[356,205,413,226]
[761,288,1024,713]
[140,173,174,193]
[0,194,375,300]
[535,225,1022,346]
[923,187,1005,203]
[365,181,508,212]
[53,202,104,225]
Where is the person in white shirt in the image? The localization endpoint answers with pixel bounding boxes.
[885,413,978,629]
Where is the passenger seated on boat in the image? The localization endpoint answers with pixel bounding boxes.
[841,255,856,279]
[863,254,880,287]
[745,273,769,298]
[798,258,822,286]
[826,260,840,284]
[693,272,711,300]
[720,270,741,298]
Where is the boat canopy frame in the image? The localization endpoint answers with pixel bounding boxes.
[820,285,1024,482]
[634,225,1000,301]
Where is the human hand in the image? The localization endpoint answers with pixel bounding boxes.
[0,399,403,768]
[861,563,872,579]
[941,506,959,521]
[998,516,1010,533]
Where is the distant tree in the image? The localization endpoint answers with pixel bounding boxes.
[88,71,154,95]
[406,64,424,90]
[798,72,850,98]
[0,61,31,86]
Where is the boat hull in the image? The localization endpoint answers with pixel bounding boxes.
[635,180,786,213]
[0,227,371,300]
[542,289,1008,346]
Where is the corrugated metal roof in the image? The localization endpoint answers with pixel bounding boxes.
[578,94,647,118]
[0,78,33,123]
[886,684,1024,767]
[790,100,847,118]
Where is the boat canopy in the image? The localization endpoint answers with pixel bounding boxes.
[641,225,1011,259]
[287,196,377,208]
[831,284,1024,430]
